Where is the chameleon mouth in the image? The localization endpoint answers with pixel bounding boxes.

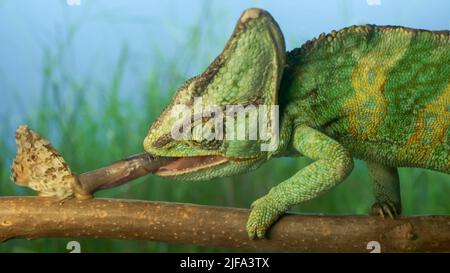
[155,155,229,176]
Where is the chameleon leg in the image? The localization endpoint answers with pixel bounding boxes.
[246,125,354,239]
[366,161,401,218]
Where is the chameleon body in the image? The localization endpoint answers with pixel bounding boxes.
[144,8,450,239]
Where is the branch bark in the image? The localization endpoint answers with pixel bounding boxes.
[0,197,448,252]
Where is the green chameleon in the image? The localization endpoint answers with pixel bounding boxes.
[144,8,450,239]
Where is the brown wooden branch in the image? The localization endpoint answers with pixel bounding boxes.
[0,197,449,252]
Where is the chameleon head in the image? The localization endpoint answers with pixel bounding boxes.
[143,8,286,181]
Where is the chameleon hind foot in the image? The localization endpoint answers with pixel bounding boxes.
[366,161,401,219]
[370,201,400,219]
[246,194,286,239]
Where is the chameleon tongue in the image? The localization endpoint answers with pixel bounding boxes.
[156,155,228,173]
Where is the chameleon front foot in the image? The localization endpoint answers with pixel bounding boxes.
[246,195,286,239]
[370,201,400,219]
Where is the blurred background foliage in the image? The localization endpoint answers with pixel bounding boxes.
[0,0,450,252]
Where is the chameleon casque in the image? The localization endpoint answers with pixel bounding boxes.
[11,8,450,240]
[143,8,450,239]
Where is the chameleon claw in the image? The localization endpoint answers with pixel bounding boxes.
[371,201,400,219]
[258,229,267,239]
[385,204,395,219]
[375,207,385,219]
[247,229,258,240]
[246,224,267,240]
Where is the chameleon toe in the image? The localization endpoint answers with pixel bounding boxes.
[371,201,400,219]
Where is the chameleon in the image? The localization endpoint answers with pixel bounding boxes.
[143,8,450,239]
[11,8,450,240]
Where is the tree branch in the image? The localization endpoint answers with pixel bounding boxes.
[0,197,448,252]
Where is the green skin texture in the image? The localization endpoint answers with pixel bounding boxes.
[144,8,450,239]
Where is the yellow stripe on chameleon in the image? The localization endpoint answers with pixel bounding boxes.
[346,30,413,139]
[403,82,450,163]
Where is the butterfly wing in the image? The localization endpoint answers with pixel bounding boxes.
[11,125,75,198]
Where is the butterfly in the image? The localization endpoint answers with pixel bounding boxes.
[11,125,76,199]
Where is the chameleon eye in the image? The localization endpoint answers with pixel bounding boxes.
[203,139,222,149]
[190,139,202,147]
[190,138,222,150]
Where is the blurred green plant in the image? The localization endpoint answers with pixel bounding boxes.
[1,3,449,253]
